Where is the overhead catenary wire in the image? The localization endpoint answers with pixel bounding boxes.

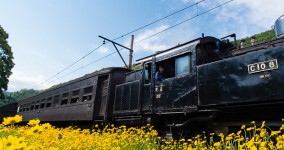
[34,0,208,88]
[111,0,206,41]
[45,0,233,85]
[33,44,104,88]
[134,0,233,44]
[49,51,118,83]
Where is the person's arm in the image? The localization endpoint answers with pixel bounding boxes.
[155,72,159,80]
[155,72,161,81]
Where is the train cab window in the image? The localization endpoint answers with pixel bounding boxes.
[155,55,190,81]
[30,102,35,111]
[40,99,46,109]
[71,90,80,104]
[83,86,93,102]
[46,97,52,108]
[35,101,40,110]
[144,63,152,84]
[61,93,69,105]
[175,55,189,76]
[53,95,60,107]
[156,59,175,80]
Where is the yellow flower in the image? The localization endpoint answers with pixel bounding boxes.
[14,115,23,123]
[2,115,22,125]
[214,142,221,147]
[246,127,254,131]
[241,125,246,129]
[28,119,40,126]
[27,125,43,134]
[42,123,52,130]
[226,136,233,141]
[260,142,267,147]
[250,146,258,150]
[261,121,265,128]
[280,124,284,130]
[260,129,267,137]
[1,116,284,149]
[2,117,12,125]
[246,138,255,148]
[251,121,255,124]
[270,131,281,136]
[0,135,26,150]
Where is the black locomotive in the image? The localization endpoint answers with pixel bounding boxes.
[1,15,284,136]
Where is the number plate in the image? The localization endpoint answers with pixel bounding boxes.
[248,59,278,74]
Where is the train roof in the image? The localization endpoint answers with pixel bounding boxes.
[64,67,130,86]
[0,102,18,108]
[136,36,219,63]
[18,67,130,102]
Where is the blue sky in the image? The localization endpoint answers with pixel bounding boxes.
[0,0,283,91]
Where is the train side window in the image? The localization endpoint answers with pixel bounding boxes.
[26,103,30,111]
[144,63,152,84]
[30,102,35,111]
[35,101,40,110]
[40,99,46,109]
[83,86,93,102]
[53,95,60,107]
[46,97,52,108]
[61,93,69,105]
[71,90,80,103]
[175,55,189,76]
[19,105,23,112]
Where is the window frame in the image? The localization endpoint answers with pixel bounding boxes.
[143,62,152,85]
[154,53,191,81]
[40,99,46,109]
[61,92,69,105]
[175,55,190,77]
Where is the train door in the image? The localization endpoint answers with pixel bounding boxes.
[141,62,155,111]
[94,75,109,122]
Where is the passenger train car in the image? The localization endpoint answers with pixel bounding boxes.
[17,68,129,124]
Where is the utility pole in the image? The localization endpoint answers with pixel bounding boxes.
[129,35,134,69]
[98,35,134,69]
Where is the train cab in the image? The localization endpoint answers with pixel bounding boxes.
[113,36,225,125]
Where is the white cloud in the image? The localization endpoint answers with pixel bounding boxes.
[98,47,109,54]
[200,0,284,38]
[8,71,53,91]
[133,25,169,52]
[132,23,198,52]
[234,0,283,29]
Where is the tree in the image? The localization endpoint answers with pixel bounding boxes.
[0,89,40,107]
[235,30,276,48]
[11,89,40,101]
[0,25,14,99]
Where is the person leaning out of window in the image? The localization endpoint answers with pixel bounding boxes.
[155,65,165,81]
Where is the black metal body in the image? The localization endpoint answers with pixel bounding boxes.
[17,67,130,123]
[0,102,18,122]
[114,36,284,131]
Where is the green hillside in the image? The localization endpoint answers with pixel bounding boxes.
[236,29,276,47]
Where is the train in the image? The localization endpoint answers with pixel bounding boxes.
[1,15,284,137]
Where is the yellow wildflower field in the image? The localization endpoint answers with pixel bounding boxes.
[0,115,284,150]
